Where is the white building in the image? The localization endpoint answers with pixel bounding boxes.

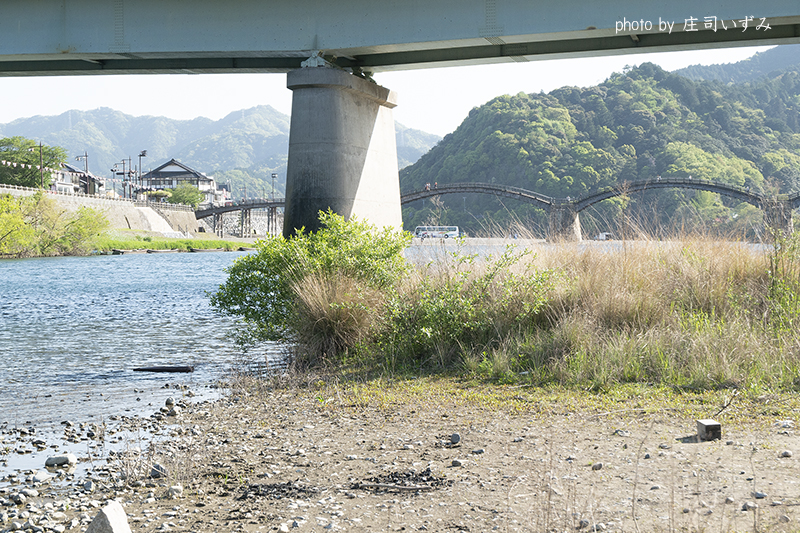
[140,159,227,206]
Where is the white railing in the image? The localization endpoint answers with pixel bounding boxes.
[0,183,194,212]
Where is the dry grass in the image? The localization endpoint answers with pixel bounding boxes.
[291,272,386,365]
[282,233,800,393]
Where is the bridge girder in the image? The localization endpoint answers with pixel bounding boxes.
[401,183,553,208]
[1,0,799,76]
[195,200,285,220]
[574,178,766,212]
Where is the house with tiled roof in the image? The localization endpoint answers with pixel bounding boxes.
[140,159,227,206]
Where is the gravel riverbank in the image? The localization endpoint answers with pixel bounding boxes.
[3,381,800,533]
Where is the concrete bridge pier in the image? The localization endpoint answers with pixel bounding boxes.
[763,200,794,240]
[549,204,582,242]
[240,208,252,237]
[212,213,223,237]
[283,65,403,237]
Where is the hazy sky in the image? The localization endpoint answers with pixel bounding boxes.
[0,45,774,137]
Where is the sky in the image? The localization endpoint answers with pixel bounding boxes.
[0,45,775,138]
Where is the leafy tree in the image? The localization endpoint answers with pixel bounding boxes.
[0,137,67,188]
[166,182,204,208]
[0,192,108,257]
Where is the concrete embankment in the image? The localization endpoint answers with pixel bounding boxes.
[0,185,200,233]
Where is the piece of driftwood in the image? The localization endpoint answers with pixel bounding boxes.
[133,366,194,373]
[353,482,434,492]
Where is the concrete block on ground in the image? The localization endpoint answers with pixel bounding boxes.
[85,500,131,533]
[697,419,721,441]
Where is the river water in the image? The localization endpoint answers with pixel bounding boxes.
[0,251,282,473]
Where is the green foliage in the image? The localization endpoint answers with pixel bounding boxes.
[378,246,553,371]
[0,192,108,257]
[166,182,204,208]
[92,234,240,252]
[210,210,411,363]
[766,231,800,332]
[0,137,67,189]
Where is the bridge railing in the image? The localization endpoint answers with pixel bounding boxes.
[1,182,199,211]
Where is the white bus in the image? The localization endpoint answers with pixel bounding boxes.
[414,226,459,239]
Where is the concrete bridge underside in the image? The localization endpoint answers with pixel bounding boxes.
[3,1,800,236]
[1,1,799,75]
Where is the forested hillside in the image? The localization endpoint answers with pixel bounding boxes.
[675,44,800,83]
[401,59,800,238]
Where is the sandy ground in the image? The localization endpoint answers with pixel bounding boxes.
[4,384,800,533]
[119,390,800,532]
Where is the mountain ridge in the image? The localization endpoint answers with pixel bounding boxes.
[0,105,440,197]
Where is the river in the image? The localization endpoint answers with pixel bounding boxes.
[0,251,282,475]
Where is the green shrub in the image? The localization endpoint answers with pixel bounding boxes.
[377,245,554,371]
[210,210,411,365]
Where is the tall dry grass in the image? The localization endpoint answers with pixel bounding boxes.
[504,237,800,391]
[291,272,386,365]
[283,230,800,392]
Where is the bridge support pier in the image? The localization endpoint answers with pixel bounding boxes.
[212,213,223,238]
[763,200,794,240]
[549,204,581,242]
[240,208,252,237]
[283,67,402,237]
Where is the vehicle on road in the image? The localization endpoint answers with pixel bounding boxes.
[414,226,459,239]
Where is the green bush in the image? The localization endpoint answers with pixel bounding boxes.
[378,246,554,371]
[210,210,411,365]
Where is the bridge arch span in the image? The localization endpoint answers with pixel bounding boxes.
[401,183,554,209]
[574,177,766,212]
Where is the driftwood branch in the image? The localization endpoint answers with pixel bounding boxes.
[354,482,434,492]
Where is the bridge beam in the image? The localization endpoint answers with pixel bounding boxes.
[283,67,402,237]
[549,205,581,242]
[763,200,794,240]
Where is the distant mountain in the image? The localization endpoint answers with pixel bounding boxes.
[673,44,800,83]
[0,106,440,198]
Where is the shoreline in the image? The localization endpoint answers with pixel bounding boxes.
[3,379,800,532]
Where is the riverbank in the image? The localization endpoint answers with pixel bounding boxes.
[3,377,800,533]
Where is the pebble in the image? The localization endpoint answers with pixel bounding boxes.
[150,463,168,478]
[781,450,793,458]
[591,463,603,471]
[44,454,77,467]
[743,501,758,511]
[450,433,461,444]
[471,448,484,455]
[725,497,735,504]
[753,491,768,499]
[451,459,463,467]
[32,470,52,483]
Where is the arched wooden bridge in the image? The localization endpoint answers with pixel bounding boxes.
[401,178,797,240]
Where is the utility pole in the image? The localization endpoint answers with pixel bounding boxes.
[138,150,147,193]
[38,142,43,189]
